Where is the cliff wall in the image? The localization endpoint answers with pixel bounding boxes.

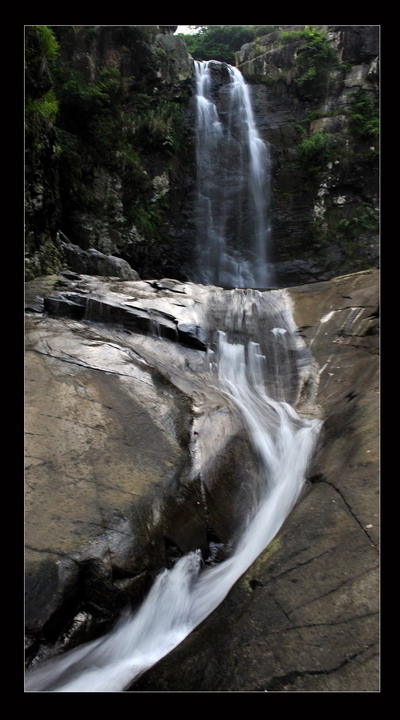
[237,25,379,285]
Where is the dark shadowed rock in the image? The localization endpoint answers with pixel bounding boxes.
[61,241,140,280]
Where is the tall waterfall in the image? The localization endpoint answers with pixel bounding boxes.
[25,61,321,693]
[193,60,272,289]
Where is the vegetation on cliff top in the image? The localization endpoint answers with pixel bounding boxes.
[25,26,60,133]
[292,27,338,100]
[25,26,63,279]
[180,25,279,64]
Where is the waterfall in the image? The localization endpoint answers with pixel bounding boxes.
[193,60,272,289]
[25,60,321,693]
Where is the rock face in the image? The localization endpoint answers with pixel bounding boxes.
[129,269,379,692]
[25,25,196,281]
[25,27,63,280]
[60,237,140,280]
[236,26,379,286]
[25,303,198,661]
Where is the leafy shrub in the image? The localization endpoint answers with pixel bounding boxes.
[254,26,279,38]
[279,29,309,43]
[25,90,59,125]
[297,131,332,168]
[134,206,162,237]
[34,25,59,59]
[348,89,379,140]
[180,25,260,64]
[295,27,337,100]
[55,68,119,114]
[135,96,184,152]
[338,206,379,237]
[25,25,59,69]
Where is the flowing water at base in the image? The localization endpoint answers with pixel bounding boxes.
[25,294,321,692]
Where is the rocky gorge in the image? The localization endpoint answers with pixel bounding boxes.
[25,25,379,692]
[25,267,379,691]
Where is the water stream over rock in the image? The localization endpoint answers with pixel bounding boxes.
[25,277,321,691]
[26,60,323,692]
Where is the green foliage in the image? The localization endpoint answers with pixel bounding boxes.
[56,128,80,161]
[52,66,125,170]
[53,58,185,234]
[305,108,339,122]
[134,205,162,237]
[310,202,379,256]
[279,28,309,43]
[340,61,353,74]
[248,27,337,99]
[253,39,265,58]
[138,96,185,150]
[25,25,59,66]
[119,146,144,176]
[25,90,59,126]
[348,89,379,140]
[35,25,59,59]
[254,26,279,38]
[338,206,379,237]
[297,131,332,170]
[292,121,307,137]
[51,66,126,221]
[277,27,337,99]
[180,25,259,64]
[111,25,158,44]
[55,67,121,118]
[295,27,337,100]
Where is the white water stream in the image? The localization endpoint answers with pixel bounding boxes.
[26,320,321,692]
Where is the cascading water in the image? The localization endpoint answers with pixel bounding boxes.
[25,290,321,693]
[25,60,322,692]
[193,60,272,289]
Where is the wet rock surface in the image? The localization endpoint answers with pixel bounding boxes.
[129,269,379,692]
[25,269,378,690]
[131,482,378,692]
[25,311,197,661]
[25,273,266,664]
